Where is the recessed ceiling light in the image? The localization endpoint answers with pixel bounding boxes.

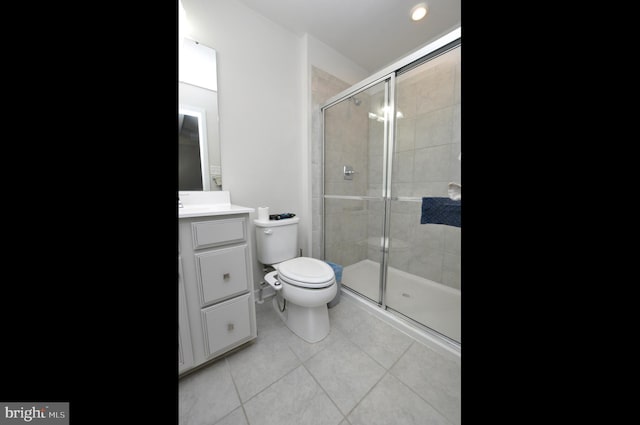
[410,3,428,21]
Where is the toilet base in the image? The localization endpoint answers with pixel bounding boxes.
[272,296,330,343]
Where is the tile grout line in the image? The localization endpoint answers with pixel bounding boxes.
[288,318,377,422]
[284,327,353,417]
[233,327,350,425]
[387,338,415,371]
[221,356,252,425]
[343,335,457,425]
[229,343,303,413]
[385,344,459,425]
[342,368,390,420]
[340,339,416,420]
[229,303,336,421]
[343,306,415,374]
[389,370,458,425]
[330,295,421,419]
[299,361,347,424]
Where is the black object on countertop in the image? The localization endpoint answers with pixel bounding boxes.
[269,213,296,220]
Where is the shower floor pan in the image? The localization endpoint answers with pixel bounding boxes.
[342,259,460,343]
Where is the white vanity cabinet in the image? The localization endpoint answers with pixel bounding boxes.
[179,212,257,375]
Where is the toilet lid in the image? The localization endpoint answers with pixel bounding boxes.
[277,257,335,289]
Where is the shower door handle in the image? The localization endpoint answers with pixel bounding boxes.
[343,165,355,180]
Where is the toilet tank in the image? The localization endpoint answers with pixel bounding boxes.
[254,217,300,265]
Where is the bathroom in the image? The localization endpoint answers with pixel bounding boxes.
[179,1,460,424]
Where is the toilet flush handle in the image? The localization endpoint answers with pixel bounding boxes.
[264,229,273,235]
[264,270,282,291]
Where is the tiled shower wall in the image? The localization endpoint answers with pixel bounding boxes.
[312,45,461,290]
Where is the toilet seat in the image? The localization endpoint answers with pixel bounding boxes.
[277,257,335,289]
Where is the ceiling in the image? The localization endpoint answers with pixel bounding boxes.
[237,0,461,73]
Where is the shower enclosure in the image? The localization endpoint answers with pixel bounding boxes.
[321,31,461,345]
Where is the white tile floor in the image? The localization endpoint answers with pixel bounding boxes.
[179,294,461,425]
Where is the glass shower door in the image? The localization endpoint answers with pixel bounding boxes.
[323,78,391,304]
[385,45,461,342]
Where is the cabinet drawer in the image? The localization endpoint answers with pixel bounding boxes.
[195,245,249,306]
[201,293,252,357]
[192,218,245,250]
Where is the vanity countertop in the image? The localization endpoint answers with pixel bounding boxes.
[178,204,254,218]
[178,191,254,218]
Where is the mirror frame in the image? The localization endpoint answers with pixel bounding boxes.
[179,104,210,191]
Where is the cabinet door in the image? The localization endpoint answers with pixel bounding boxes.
[179,256,194,374]
[201,293,252,358]
[195,245,249,306]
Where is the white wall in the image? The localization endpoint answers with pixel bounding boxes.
[306,35,369,89]
[183,0,302,208]
[181,0,370,290]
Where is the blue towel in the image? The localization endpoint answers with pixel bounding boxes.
[421,197,461,227]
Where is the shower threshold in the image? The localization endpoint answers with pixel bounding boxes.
[341,259,461,345]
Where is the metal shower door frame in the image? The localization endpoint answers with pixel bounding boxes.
[321,73,394,308]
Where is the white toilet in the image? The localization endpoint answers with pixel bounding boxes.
[254,217,337,343]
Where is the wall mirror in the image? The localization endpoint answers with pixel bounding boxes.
[179,37,222,191]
